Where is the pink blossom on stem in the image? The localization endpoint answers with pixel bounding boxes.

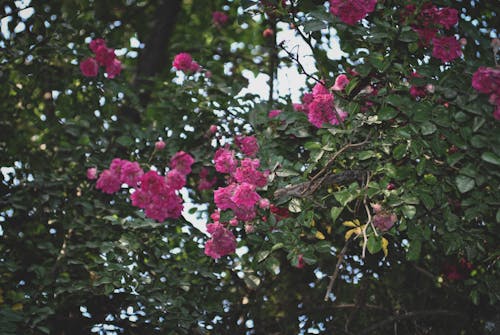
[95,45,115,67]
[80,58,99,77]
[231,182,260,209]
[172,52,200,73]
[432,36,462,63]
[331,74,350,91]
[96,169,121,194]
[236,136,259,157]
[204,223,237,259]
[437,7,458,29]
[89,38,106,53]
[120,161,144,187]
[268,109,282,118]
[106,58,122,79]
[329,0,377,25]
[373,212,397,231]
[170,151,195,175]
[87,167,98,180]
[212,11,229,27]
[155,140,166,150]
[214,148,238,174]
[166,169,186,190]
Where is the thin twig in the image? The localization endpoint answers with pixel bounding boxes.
[278,41,322,85]
[308,136,370,186]
[324,241,350,301]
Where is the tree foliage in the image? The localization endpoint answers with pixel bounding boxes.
[1,0,499,334]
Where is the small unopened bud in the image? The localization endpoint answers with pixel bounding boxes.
[425,84,435,93]
[155,140,166,150]
[258,198,270,209]
[263,28,274,38]
[459,37,467,46]
[245,224,255,234]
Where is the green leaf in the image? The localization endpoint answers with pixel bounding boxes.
[401,205,416,219]
[330,206,343,223]
[406,239,422,261]
[116,136,133,146]
[367,236,382,254]
[256,250,271,263]
[481,152,500,166]
[378,106,399,121]
[243,274,261,289]
[455,175,475,193]
[302,20,328,33]
[420,122,437,136]
[393,144,407,160]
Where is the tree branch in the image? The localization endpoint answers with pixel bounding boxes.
[324,241,350,301]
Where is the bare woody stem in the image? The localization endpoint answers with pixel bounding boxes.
[324,240,350,301]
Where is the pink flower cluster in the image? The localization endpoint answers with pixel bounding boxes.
[371,203,397,231]
[172,52,201,73]
[205,136,270,259]
[80,38,122,78]
[212,11,229,27]
[204,222,237,259]
[294,81,348,128]
[403,3,461,63]
[472,67,500,120]
[93,151,194,222]
[329,0,377,25]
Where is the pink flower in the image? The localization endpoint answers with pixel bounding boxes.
[214,184,237,210]
[331,74,350,91]
[258,198,270,209]
[198,167,217,191]
[329,0,377,25]
[87,167,97,180]
[370,203,382,214]
[233,158,267,188]
[214,148,237,174]
[106,58,122,79]
[373,212,397,231]
[80,58,99,77]
[120,161,144,186]
[172,52,200,73]
[131,189,151,209]
[166,169,186,190]
[410,86,426,99]
[413,27,437,46]
[212,11,229,27]
[268,109,282,118]
[229,218,239,226]
[437,7,458,29]
[95,45,115,67]
[312,82,330,96]
[308,93,347,128]
[472,67,500,95]
[89,38,106,53]
[209,125,218,134]
[110,158,125,176]
[231,182,260,209]
[170,151,195,175]
[236,136,259,157]
[493,106,500,120]
[140,170,167,194]
[296,254,305,269]
[96,169,121,194]
[432,36,462,63]
[204,224,237,259]
[155,140,166,150]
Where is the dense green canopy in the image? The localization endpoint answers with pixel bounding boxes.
[1,0,499,334]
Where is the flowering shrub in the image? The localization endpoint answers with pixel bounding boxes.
[79,38,122,78]
[2,1,500,334]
